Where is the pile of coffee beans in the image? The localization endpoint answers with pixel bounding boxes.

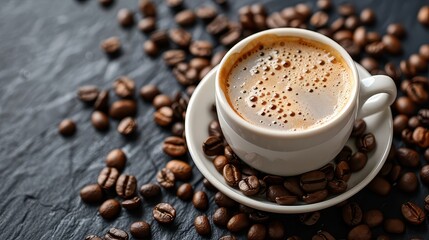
[58,0,429,239]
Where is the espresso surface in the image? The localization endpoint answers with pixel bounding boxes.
[225,36,353,131]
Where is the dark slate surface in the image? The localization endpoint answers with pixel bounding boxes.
[1,0,429,239]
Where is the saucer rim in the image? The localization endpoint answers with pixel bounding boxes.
[185,64,392,214]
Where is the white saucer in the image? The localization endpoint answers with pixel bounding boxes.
[185,64,393,214]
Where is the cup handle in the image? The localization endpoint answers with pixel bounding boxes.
[357,75,397,119]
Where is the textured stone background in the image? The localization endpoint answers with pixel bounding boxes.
[1,0,429,239]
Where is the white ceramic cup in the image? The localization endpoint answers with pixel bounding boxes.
[215,28,397,176]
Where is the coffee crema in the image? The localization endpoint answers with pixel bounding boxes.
[221,35,353,131]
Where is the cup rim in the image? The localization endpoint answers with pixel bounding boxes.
[215,28,359,138]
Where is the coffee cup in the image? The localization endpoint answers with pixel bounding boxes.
[215,28,396,176]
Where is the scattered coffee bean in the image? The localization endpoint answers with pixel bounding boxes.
[91,111,109,131]
[207,15,229,35]
[139,0,156,17]
[368,176,391,196]
[153,203,176,224]
[248,223,267,240]
[267,220,285,240]
[190,40,213,57]
[176,183,193,201]
[342,202,363,226]
[105,149,126,170]
[117,117,137,136]
[117,8,134,27]
[139,183,161,199]
[143,40,158,56]
[425,195,429,211]
[317,0,332,11]
[363,209,383,228]
[169,28,192,48]
[338,3,355,16]
[310,11,329,28]
[383,218,405,234]
[80,184,104,204]
[348,224,372,240]
[94,90,109,112]
[109,100,137,119]
[398,172,418,193]
[99,199,121,220]
[401,201,425,225]
[192,191,209,211]
[227,213,250,232]
[154,106,174,127]
[163,50,186,67]
[98,167,119,190]
[166,160,192,181]
[58,119,76,136]
[113,76,135,99]
[420,165,429,185]
[213,207,230,227]
[397,147,419,168]
[156,168,175,189]
[214,191,237,208]
[116,174,137,199]
[152,94,172,109]
[299,211,320,226]
[78,85,99,103]
[418,6,429,26]
[130,221,151,239]
[219,235,237,240]
[100,37,121,56]
[194,215,211,236]
[419,44,429,60]
[138,17,156,33]
[196,6,217,22]
[382,35,401,55]
[387,23,406,38]
[104,228,128,240]
[163,136,187,157]
[121,196,141,210]
[98,0,113,7]
[360,8,375,25]
[175,10,196,26]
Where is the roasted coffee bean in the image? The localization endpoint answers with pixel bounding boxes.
[153,203,176,224]
[342,202,363,226]
[335,161,351,181]
[91,111,109,131]
[176,183,193,201]
[365,41,385,57]
[78,85,99,103]
[266,185,289,202]
[116,174,137,199]
[425,195,429,211]
[319,163,335,181]
[213,207,230,227]
[401,201,425,224]
[263,175,284,185]
[345,15,359,30]
[163,50,186,67]
[194,215,211,236]
[317,0,332,11]
[312,230,335,240]
[166,160,192,181]
[150,30,169,47]
[338,3,355,16]
[340,39,360,58]
[139,0,156,17]
[363,209,383,228]
[267,220,285,240]
[384,62,401,81]
[202,178,216,191]
[330,17,345,33]
[168,28,192,49]
[109,100,137,119]
[99,199,121,220]
[113,76,135,99]
[384,218,405,234]
[117,117,137,136]
[328,179,348,194]
[400,60,417,78]
[300,211,320,226]
[394,115,408,135]
[211,51,227,67]
[214,155,229,172]
[153,94,172,109]
[172,63,198,86]
[192,191,208,211]
[104,228,128,240]
[223,164,241,187]
[80,184,104,204]
[356,133,376,153]
[247,224,267,240]
[220,27,242,47]
[420,165,429,184]
[360,57,378,72]
[92,89,109,112]
[140,183,161,199]
[302,189,328,204]
[85,235,103,240]
[283,177,304,197]
[196,6,217,21]
[214,191,236,208]
[227,213,250,233]
[199,66,212,80]
[300,170,327,192]
[382,35,401,55]
[351,119,366,137]
[398,172,418,193]
[121,196,141,210]
[117,9,134,27]
[406,83,429,105]
[418,109,429,126]
[175,10,196,26]
[208,120,223,137]
[190,40,213,57]
[171,122,185,137]
[238,176,260,196]
[418,6,429,26]
[275,195,298,205]
[101,37,121,56]
[367,176,391,196]
[266,12,288,28]
[349,152,367,172]
[389,164,402,182]
[156,168,175,189]
[189,58,210,72]
[58,119,76,136]
[333,30,353,42]
[138,17,156,33]
[366,31,381,44]
[360,8,376,25]
[219,235,237,240]
[249,211,270,223]
[397,147,419,167]
[310,11,329,28]
[419,44,429,60]
[154,106,174,127]
[130,221,151,239]
[202,136,224,156]
[348,224,372,240]
[207,15,229,35]
[98,167,119,190]
[387,23,406,38]
[409,54,428,72]
[395,96,416,115]
[163,136,187,157]
[143,40,158,56]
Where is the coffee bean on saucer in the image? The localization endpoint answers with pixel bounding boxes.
[302,189,328,204]
[300,170,327,193]
[163,50,186,67]
[91,111,109,131]
[177,183,193,200]
[223,164,241,187]
[335,161,351,181]
[401,201,425,224]
[78,85,99,103]
[80,184,104,204]
[194,215,211,236]
[104,228,128,240]
[139,0,156,17]
[157,168,175,189]
[360,8,376,25]
[109,100,137,119]
[116,174,137,199]
[363,209,383,227]
[384,218,405,234]
[238,176,260,196]
[327,179,347,194]
[117,117,137,136]
[58,119,76,136]
[100,37,121,56]
[85,235,103,240]
[163,136,187,157]
[283,177,304,197]
[130,221,151,239]
[153,203,176,224]
[267,220,285,239]
[214,191,237,208]
[418,6,429,26]
[227,213,250,233]
[94,90,109,112]
[175,10,196,26]
[169,28,192,48]
[342,202,363,226]
[349,152,367,172]
[299,211,320,226]
[166,160,192,181]
[247,223,267,240]
[266,184,289,203]
[351,119,366,137]
[122,196,141,210]
[213,207,230,227]
[190,40,213,57]
[356,133,376,153]
[138,17,156,33]
[420,165,429,184]
[117,8,134,27]
[398,172,418,193]
[99,199,121,220]
[140,183,161,199]
[114,76,135,98]
[213,155,229,172]
[98,167,119,190]
[348,224,372,240]
[203,136,224,156]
